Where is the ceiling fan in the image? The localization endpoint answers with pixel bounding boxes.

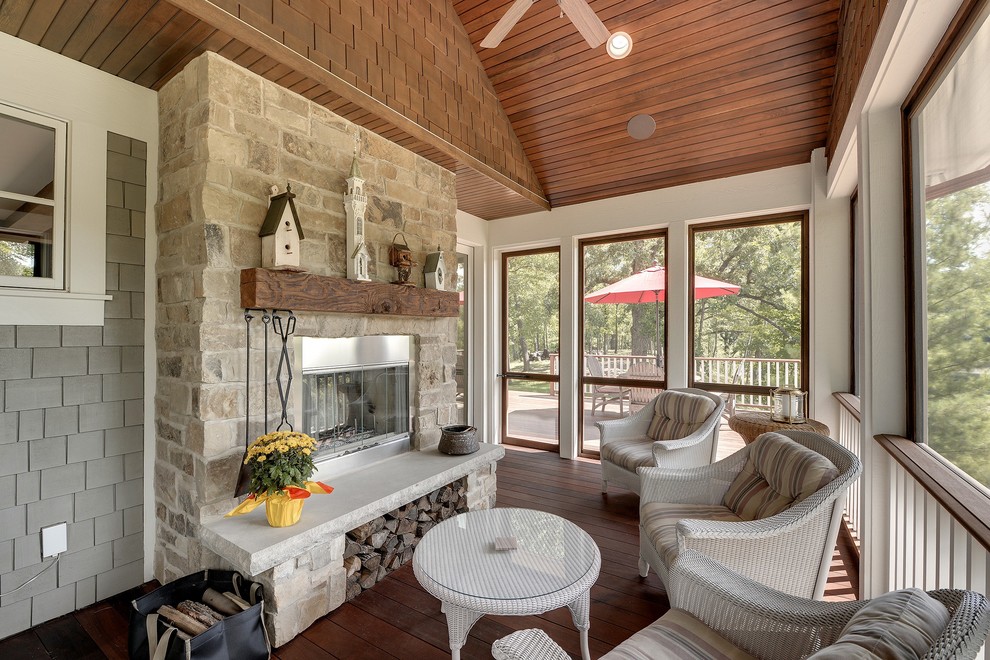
[480,0,611,50]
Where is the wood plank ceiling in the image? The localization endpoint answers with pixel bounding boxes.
[0,0,840,218]
[455,0,840,207]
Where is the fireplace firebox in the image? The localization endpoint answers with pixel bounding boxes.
[294,336,413,470]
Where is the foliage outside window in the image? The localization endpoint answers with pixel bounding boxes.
[0,104,65,289]
[909,2,990,490]
[582,234,666,373]
[690,215,807,410]
[505,250,560,375]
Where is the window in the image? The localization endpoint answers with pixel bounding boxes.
[690,214,808,410]
[0,103,65,289]
[907,0,990,490]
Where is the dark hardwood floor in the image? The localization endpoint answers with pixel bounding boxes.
[0,446,857,659]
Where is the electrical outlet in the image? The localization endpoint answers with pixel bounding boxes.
[41,522,67,558]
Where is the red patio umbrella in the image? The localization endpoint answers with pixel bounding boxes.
[584,265,740,366]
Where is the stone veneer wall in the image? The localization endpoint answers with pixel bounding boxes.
[154,51,460,584]
[0,133,146,639]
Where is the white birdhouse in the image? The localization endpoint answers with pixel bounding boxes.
[344,158,371,282]
[259,184,303,269]
[424,247,446,290]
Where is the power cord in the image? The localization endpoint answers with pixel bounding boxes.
[0,554,61,598]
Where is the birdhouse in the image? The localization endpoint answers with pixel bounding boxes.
[424,247,446,290]
[344,158,371,282]
[259,184,304,269]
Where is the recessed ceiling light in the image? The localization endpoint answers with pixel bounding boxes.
[627,114,656,140]
[606,32,632,59]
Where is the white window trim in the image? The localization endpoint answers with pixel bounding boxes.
[0,102,67,291]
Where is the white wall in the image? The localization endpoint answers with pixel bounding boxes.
[455,210,491,439]
[483,163,850,459]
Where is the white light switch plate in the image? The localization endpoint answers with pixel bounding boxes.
[42,522,67,558]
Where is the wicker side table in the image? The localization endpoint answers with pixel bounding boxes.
[727,411,829,444]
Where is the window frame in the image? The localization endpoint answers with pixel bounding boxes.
[0,102,67,290]
[904,0,990,448]
[688,211,810,400]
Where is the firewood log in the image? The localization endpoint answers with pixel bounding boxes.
[222,591,251,611]
[158,605,208,637]
[177,600,222,626]
[202,588,241,615]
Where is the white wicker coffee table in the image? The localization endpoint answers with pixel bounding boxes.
[413,507,601,660]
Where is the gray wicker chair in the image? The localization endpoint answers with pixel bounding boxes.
[492,551,990,660]
[638,429,861,599]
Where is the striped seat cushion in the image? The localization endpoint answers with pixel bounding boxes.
[647,391,717,441]
[604,608,756,660]
[600,436,655,473]
[641,502,743,567]
[723,432,839,521]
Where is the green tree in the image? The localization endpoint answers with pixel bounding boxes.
[925,183,990,486]
[693,222,802,365]
[0,240,33,277]
[507,252,559,371]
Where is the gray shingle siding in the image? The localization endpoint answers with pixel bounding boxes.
[0,134,146,639]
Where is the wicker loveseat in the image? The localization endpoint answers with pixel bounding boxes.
[597,388,724,495]
[638,430,861,599]
[492,551,990,660]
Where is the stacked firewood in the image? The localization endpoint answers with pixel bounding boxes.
[344,479,468,600]
[156,589,250,638]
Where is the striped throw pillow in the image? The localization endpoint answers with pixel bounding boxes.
[647,391,717,441]
[723,432,838,521]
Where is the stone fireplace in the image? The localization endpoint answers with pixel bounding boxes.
[154,52,500,645]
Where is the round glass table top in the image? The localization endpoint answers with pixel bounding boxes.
[413,508,600,601]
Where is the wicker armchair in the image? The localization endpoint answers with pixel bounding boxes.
[638,430,862,599]
[597,388,723,495]
[492,551,990,660]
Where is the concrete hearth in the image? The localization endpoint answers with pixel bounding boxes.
[200,445,501,645]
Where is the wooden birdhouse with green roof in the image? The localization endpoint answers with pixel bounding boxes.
[259,183,304,270]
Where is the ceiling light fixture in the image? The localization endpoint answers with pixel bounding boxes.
[606,32,633,59]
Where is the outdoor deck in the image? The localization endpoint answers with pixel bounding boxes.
[0,448,856,659]
[506,389,748,455]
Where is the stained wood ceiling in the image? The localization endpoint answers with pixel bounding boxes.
[0,0,840,218]
[455,0,839,207]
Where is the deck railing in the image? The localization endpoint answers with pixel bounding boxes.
[875,433,990,658]
[833,393,862,547]
[551,354,803,407]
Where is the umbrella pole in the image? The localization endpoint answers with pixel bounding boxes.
[654,292,661,369]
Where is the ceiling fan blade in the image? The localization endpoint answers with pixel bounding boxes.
[557,0,610,49]
[480,0,536,48]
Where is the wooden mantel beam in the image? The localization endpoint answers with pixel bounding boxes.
[241,269,460,317]
[165,0,550,214]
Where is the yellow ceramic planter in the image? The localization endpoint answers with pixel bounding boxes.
[265,491,304,527]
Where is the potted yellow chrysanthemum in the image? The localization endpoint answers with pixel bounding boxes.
[225,431,333,527]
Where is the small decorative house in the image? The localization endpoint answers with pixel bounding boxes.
[344,158,371,282]
[259,183,304,269]
[424,247,446,290]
